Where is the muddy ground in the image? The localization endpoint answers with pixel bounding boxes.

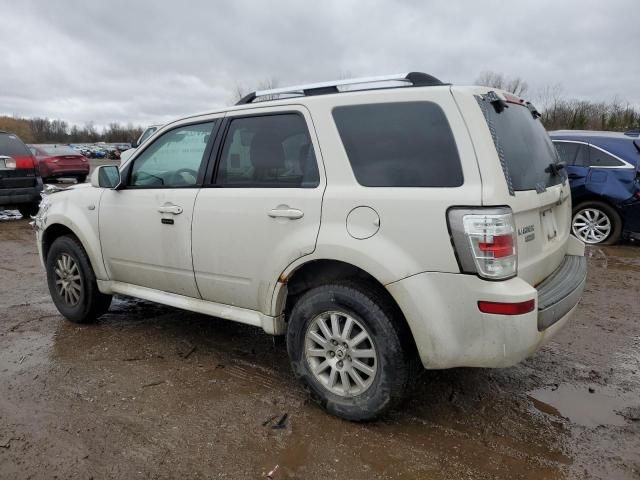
[0,216,638,479]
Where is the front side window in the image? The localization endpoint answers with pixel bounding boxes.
[216,113,319,188]
[332,102,463,187]
[588,146,625,167]
[130,122,215,187]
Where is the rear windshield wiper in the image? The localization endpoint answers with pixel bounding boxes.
[545,162,566,177]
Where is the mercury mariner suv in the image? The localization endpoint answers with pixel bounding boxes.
[34,72,587,420]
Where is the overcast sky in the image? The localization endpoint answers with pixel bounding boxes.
[1,0,638,128]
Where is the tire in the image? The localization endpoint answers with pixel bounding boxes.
[17,203,39,218]
[572,201,622,245]
[287,282,414,421]
[76,175,87,184]
[46,235,112,323]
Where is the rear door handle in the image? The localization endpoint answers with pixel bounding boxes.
[568,173,580,179]
[158,203,183,215]
[268,207,304,220]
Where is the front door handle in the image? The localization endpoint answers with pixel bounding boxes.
[268,206,304,220]
[158,203,183,215]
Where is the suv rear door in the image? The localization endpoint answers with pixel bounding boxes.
[191,105,324,314]
[453,88,572,285]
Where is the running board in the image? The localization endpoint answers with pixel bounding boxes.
[97,280,285,335]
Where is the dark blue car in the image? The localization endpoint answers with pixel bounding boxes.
[550,130,640,244]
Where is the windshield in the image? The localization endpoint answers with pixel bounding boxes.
[477,94,564,193]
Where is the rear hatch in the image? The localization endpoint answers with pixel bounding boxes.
[453,87,572,286]
[0,133,38,188]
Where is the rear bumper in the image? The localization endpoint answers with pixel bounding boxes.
[387,252,587,369]
[0,178,43,206]
[537,255,587,330]
[39,163,90,178]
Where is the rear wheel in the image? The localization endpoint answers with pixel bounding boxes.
[287,283,414,421]
[46,235,112,323]
[572,201,622,245]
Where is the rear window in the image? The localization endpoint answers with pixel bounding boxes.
[477,95,563,192]
[39,145,80,156]
[332,102,463,187]
[0,133,31,157]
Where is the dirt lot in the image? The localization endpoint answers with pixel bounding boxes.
[0,217,638,479]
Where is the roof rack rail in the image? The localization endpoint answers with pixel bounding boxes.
[235,72,446,105]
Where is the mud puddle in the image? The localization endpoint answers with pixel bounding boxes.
[529,384,637,427]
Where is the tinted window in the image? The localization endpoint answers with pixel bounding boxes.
[332,102,462,187]
[588,146,625,167]
[478,97,563,192]
[130,122,215,187]
[0,133,31,157]
[216,114,319,188]
[554,142,588,166]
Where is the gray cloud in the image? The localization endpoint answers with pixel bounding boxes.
[1,0,638,128]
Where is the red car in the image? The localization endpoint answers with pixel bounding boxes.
[29,145,90,183]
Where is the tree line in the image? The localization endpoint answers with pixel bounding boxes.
[476,71,640,131]
[0,116,143,144]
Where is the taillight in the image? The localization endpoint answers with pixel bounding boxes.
[448,207,517,280]
[14,156,35,169]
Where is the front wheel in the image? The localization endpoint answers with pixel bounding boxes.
[46,235,112,323]
[572,201,622,245]
[287,283,414,421]
[76,175,87,183]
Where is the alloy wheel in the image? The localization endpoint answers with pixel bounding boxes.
[54,253,83,306]
[304,311,378,397]
[572,208,612,244]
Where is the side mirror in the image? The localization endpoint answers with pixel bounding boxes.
[131,141,139,148]
[90,165,121,189]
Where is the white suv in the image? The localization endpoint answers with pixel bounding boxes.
[34,72,587,420]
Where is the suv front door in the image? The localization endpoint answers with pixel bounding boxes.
[192,106,325,313]
[99,119,220,297]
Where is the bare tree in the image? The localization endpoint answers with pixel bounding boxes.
[228,77,280,105]
[475,71,529,96]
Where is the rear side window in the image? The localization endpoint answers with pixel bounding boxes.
[588,146,625,167]
[332,102,463,187]
[0,133,31,157]
[216,113,320,188]
[554,141,588,166]
[478,95,563,192]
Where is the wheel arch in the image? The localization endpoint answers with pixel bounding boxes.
[41,220,107,280]
[273,258,419,356]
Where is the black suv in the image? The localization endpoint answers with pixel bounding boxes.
[0,131,43,217]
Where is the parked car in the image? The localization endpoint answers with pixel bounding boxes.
[29,144,90,183]
[120,125,163,163]
[0,131,43,217]
[33,73,586,420]
[550,130,640,244]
